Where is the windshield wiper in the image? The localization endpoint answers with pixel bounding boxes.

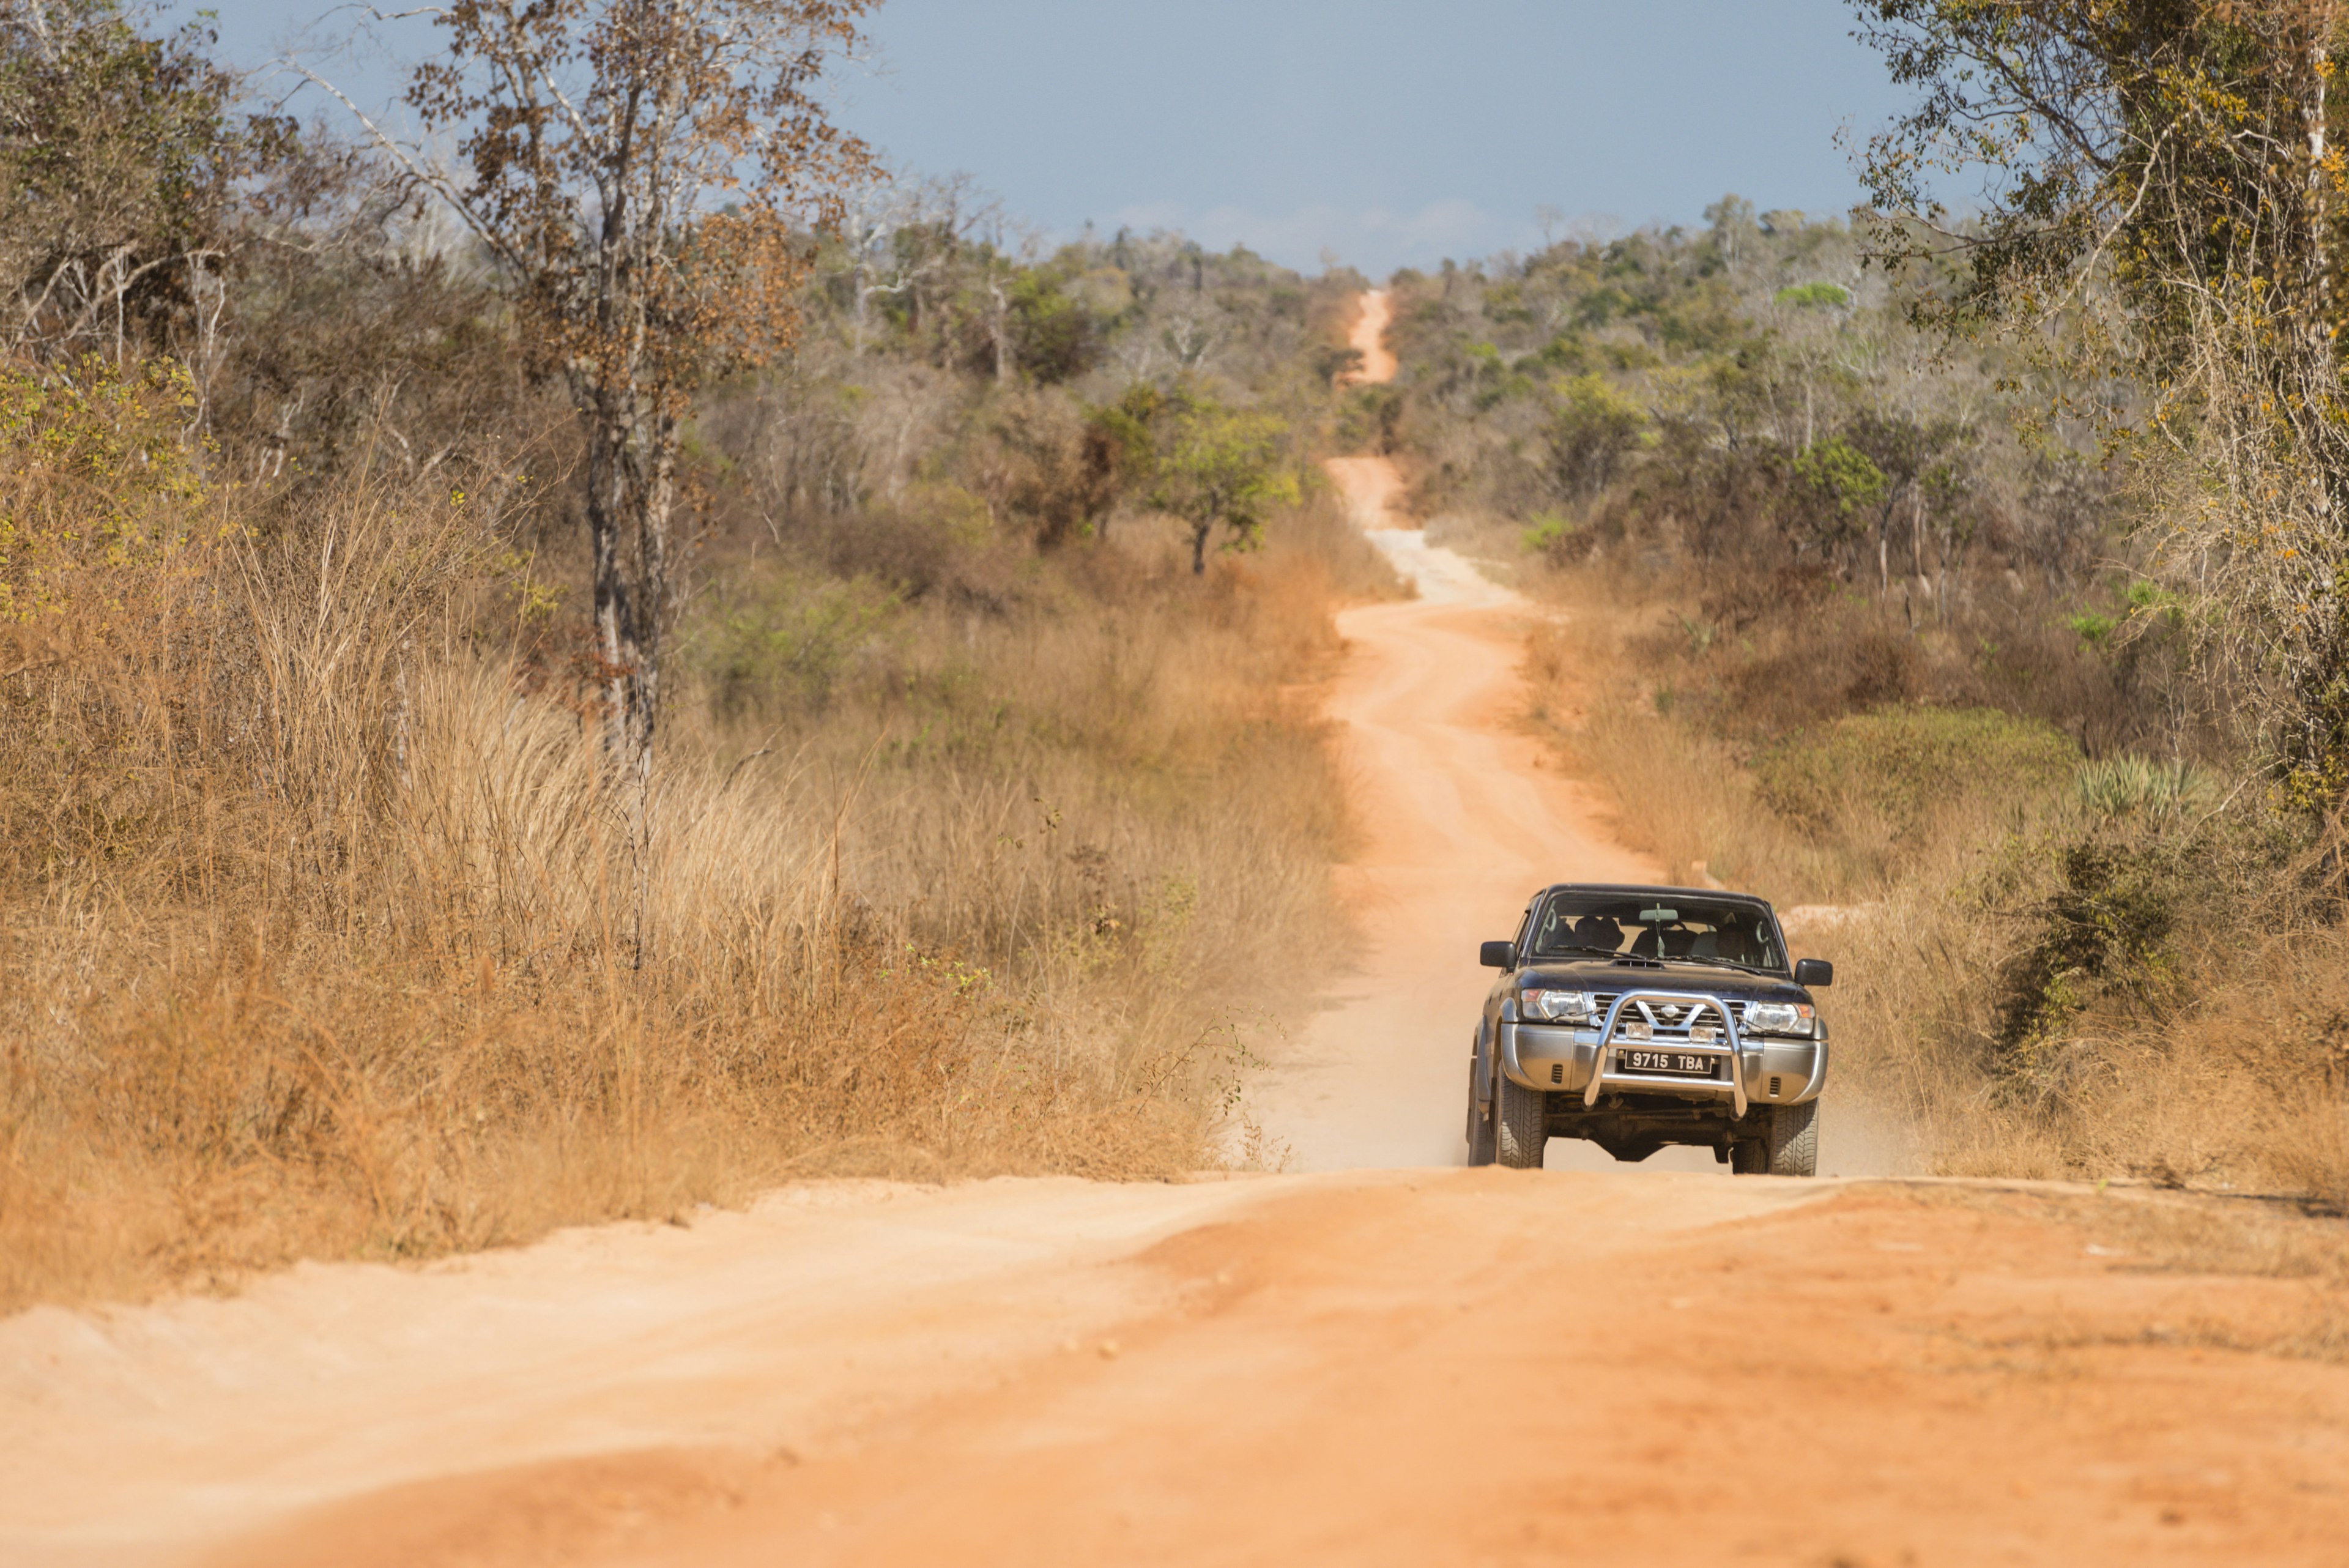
[1669,954,1770,973]
[1532,944,1628,960]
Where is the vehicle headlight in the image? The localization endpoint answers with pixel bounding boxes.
[1743,1001,1815,1036]
[1520,988,1595,1023]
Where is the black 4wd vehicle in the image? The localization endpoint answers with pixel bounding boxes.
[1466,884,1831,1175]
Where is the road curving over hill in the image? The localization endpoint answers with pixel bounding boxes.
[4,294,2347,1568]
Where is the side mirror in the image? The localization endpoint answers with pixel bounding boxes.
[1794,957,1833,988]
[1479,940,1518,970]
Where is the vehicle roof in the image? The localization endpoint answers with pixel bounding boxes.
[1531,883,1776,911]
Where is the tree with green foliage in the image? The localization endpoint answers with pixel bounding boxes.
[1147,392,1296,576]
[1544,372,1648,500]
[0,353,205,620]
[0,0,294,412]
[1841,410,1970,595]
[1078,383,1159,544]
[1790,434,1887,565]
[1004,264,1104,384]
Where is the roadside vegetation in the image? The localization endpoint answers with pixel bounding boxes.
[0,0,1390,1310]
[1380,4,2349,1206]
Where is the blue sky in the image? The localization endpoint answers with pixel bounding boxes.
[185,0,1917,277]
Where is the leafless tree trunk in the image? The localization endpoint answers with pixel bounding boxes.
[987,273,1012,384]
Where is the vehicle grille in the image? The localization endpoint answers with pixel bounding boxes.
[1595,995,1731,1039]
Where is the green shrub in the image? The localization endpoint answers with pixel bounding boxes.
[1992,836,2188,1066]
[2068,609,2117,647]
[2076,754,2213,825]
[0,356,206,620]
[1520,510,1589,565]
[697,568,902,719]
[1755,705,2079,842]
[1774,281,1852,309]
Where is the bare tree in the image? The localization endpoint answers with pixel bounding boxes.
[835,173,988,357]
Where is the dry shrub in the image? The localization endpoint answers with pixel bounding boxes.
[1769,796,2349,1202]
[1268,485,1414,605]
[0,402,1366,1311]
[2005,920,2349,1208]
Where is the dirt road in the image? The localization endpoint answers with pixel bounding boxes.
[1254,288,1657,1170]
[6,293,2348,1567]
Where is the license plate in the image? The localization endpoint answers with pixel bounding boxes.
[1618,1049,1718,1078]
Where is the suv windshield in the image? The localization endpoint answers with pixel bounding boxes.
[1526,891,1786,973]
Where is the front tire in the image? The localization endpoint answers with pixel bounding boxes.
[1731,1102,1820,1177]
[1765,1099,1819,1177]
[1494,1071,1547,1169]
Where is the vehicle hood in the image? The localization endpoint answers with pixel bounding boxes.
[1513,959,1812,1008]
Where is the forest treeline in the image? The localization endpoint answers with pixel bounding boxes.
[0,0,1386,1308]
[1379,201,2161,745]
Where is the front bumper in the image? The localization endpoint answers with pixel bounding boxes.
[1499,1004,1827,1110]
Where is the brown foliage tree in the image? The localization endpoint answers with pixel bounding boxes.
[333,0,875,767]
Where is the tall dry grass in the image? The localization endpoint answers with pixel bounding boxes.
[0,420,1376,1311]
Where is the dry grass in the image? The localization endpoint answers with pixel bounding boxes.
[1521,594,1872,904]
[0,453,1382,1312]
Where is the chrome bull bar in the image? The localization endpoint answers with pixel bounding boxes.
[1583,990,1749,1118]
